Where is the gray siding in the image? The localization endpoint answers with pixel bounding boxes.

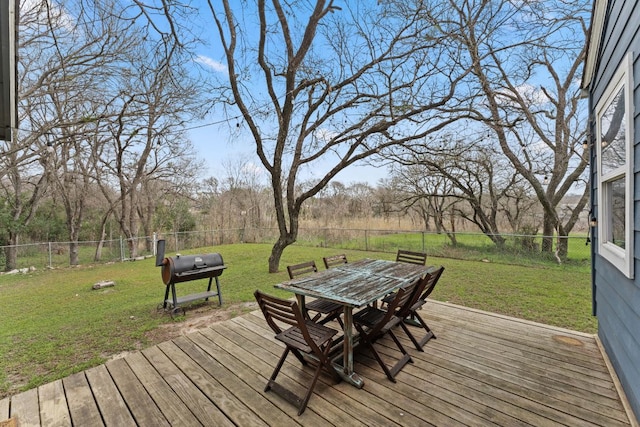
[590,0,640,419]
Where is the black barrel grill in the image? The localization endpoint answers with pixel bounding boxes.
[156,239,226,315]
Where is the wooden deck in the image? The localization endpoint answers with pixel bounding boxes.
[1,301,637,426]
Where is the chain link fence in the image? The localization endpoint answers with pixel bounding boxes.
[1,227,592,272]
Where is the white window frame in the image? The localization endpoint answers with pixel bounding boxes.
[596,52,635,278]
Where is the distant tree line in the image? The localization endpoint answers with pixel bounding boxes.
[3,146,583,271]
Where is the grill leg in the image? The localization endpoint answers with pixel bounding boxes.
[205,277,213,301]
[163,284,171,309]
[215,277,223,305]
[170,283,178,309]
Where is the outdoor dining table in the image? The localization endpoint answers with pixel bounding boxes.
[274,258,432,388]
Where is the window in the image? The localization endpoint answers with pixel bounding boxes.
[596,53,634,278]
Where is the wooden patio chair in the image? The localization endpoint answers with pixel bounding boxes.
[396,249,427,265]
[287,261,344,328]
[352,280,420,382]
[322,253,348,269]
[254,290,341,415]
[395,266,445,350]
[286,260,319,278]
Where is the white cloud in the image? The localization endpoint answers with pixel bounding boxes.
[22,0,76,32]
[496,83,550,108]
[241,161,264,177]
[515,83,550,105]
[195,55,228,74]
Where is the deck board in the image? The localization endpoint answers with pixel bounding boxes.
[8,388,39,427]
[1,301,636,426]
[0,397,9,420]
[38,380,71,427]
[62,372,104,426]
[85,365,136,427]
[123,351,201,426]
[104,358,170,426]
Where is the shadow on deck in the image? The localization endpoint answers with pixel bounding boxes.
[1,301,637,426]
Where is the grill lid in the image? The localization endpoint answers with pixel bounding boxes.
[161,253,226,285]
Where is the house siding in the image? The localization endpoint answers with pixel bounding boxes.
[589,0,640,420]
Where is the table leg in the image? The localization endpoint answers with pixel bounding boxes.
[295,294,309,319]
[337,306,364,388]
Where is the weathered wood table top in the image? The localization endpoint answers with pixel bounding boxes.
[275,258,431,307]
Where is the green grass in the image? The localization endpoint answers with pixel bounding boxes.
[0,243,596,398]
[299,228,592,267]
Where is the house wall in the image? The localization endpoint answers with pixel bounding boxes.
[589,0,640,419]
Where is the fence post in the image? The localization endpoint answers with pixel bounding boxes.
[422,232,426,253]
[120,237,125,262]
[365,229,369,251]
[48,242,52,269]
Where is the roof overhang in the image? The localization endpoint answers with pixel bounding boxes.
[580,0,608,95]
[0,0,18,141]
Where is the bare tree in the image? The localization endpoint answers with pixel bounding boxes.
[388,163,462,243]
[1,0,118,268]
[37,0,140,265]
[208,0,471,272]
[92,25,207,258]
[420,0,590,258]
[4,0,207,266]
[139,151,202,252]
[394,137,523,248]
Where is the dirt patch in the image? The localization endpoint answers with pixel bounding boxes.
[108,302,259,362]
[159,301,258,335]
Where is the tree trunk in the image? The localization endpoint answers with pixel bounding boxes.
[5,232,18,271]
[69,241,79,265]
[489,233,507,250]
[446,206,457,246]
[556,223,569,260]
[67,217,82,266]
[94,240,104,262]
[556,235,569,260]
[127,237,138,259]
[94,211,111,262]
[542,214,555,254]
[268,237,292,273]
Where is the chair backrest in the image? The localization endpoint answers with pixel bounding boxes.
[286,260,318,279]
[396,249,427,265]
[323,254,348,269]
[254,290,306,334]
[369,281,419,337]
[394,275,429,319]
[254,290,325,356]
[418,266,445,301]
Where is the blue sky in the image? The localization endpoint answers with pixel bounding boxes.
[186,122,391,186]
[178,0,585,190]
[180,2,392,187]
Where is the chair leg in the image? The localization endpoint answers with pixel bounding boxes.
[413,312,436,347]
[366,338,397,382]
[399,321,424,351]
[266,347,290,392]
[324,311,344,330]
[298,340,339,414]
[298,356,325,415]
[387,330,413,379]
[318,311,344,329]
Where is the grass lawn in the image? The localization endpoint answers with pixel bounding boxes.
[0,243,596,398]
